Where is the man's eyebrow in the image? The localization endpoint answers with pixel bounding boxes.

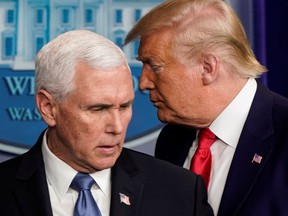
[128,99,134,104]
[136,56,144,61]
[86,100,134,109]
[85,103,112,109]
[120,100,134,106]
[136,56,151,63]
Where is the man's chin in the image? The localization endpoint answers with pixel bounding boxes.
[157,111,171,124]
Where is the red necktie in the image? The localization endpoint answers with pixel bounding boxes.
[190,128,216,189]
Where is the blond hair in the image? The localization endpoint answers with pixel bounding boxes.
[125,0,267,78]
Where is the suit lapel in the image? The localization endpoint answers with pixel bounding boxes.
[14,133,53,216]
[110,149,145,216]
[218,82,275,216]
[155,124,196,166]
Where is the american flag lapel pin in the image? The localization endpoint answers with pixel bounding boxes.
[119,193,131,206]
[251,153,263,164]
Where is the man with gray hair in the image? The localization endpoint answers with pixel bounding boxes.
[0,30,213,216]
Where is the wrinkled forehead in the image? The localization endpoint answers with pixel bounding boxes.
[73,62,132,88]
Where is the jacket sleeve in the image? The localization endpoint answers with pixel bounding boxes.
[194,175,214,216]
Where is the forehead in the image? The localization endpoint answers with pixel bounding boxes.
[73,62,134,100]
[138,29,174,60]
[75,61,130,80]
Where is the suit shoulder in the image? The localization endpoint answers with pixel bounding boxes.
[270,91,288,129]
[120,148,198,181]
[272,92,288,112]
[0,154,24,177]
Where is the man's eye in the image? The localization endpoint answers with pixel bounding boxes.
[89,106,107,112]
[91,108,104,112]
[151,65,163,73]
[120,104,132,110]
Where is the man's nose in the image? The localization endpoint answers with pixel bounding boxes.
[106,111,124,134]
[139,69,155,91]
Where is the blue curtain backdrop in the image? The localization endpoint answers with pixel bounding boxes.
[260,0,288,97]
[254,0,268,85]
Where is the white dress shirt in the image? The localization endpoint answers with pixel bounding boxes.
[183,78,257,215]
[41,131,111,216]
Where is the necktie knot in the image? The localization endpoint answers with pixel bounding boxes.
[71,173,95,192]
[197,128,216,149]
[190,128,216,189]
[71,173,102,216]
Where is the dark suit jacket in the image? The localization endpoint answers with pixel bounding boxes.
[0,132,213,216]
[155,81,288,216]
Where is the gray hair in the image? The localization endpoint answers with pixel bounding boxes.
[35,29,129,102]
[125,0,267,78]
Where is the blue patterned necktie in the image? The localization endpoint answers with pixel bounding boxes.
[71,173,102,216]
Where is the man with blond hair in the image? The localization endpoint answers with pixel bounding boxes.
[125,0,288,215]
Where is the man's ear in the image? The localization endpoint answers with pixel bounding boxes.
[35,89,56,126]
[201,54,219,85]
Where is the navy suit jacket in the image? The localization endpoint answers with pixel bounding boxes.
[0,132,213,216]
[155,81,288,215]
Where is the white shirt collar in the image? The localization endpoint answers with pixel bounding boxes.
[210,78,257,148]
[41,130,111,201]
